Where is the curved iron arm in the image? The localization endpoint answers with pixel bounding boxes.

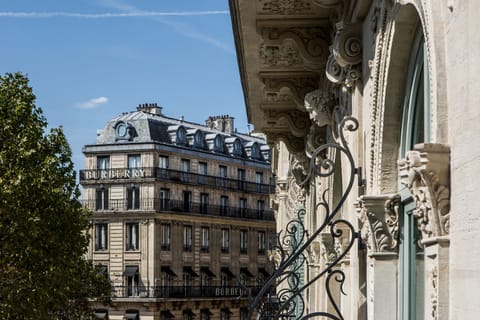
[247,116,360,320]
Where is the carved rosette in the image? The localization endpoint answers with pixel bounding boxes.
[398,143,451,240]
[356,194,400,253]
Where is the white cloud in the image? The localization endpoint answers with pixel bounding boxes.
[97,0,234,54]
[0,11,229,18]
[76,96,109,109]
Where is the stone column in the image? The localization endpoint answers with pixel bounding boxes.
[356,194,400,320]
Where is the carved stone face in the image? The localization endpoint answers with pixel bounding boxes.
[304,89,335,127]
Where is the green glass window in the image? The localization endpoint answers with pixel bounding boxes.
[398,29,429,320]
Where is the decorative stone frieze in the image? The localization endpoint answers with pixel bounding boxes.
[356,194,400,253]
[264,110,310,137]
[259,27,330,70]
[397,143,451,239]
[259,0,313,15]
[262,76,320,109]
[263,130,305,153]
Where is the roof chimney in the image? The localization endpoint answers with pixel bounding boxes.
[137,102,162,115]
[205,115,234,134]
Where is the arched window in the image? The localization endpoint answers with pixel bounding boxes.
[214,134,224,152]
[176,126,187,145]
[398,28,429,320]
[194,130,204,147]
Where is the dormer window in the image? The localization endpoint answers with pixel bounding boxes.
[194,131,204,148]
[214,135,224,152]
[114,121,136,141]
[176,126,187,145]
[251,142,261,159]
[233,139,243,156]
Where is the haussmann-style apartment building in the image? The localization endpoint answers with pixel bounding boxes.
[80,104,276,320]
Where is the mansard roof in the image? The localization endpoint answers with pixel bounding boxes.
[94,107,270,162]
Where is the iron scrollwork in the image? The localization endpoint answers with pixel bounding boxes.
[246,116,360,320]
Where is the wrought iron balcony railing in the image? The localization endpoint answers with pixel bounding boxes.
[112,285,260,299]
[79,167,275,194]
[83,198,275,221]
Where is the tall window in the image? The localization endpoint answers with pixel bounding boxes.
[218,165,227,187]
[200,193,208,214]
[398,30,428,320]
[257,200,265,219]
[255,172,263,192]
[221,229,229,253]
[220,196,228,216]
[183,271,192,296]
[159,188,170,210]
[183,191,192,212]
[240,230,248,254]
[95,223,108,251]
[125,266,139,297]
[201,227,209,252]
[127,186,140,210]
[237,168,246,190]
[96,188,109,210]
[159,155,169,179]
[159,155,169,169]
[181,159,190,182]
[97,156,110,179]
[198,162,207,184]
[258,231,266,254]
[183,225,192,252]
[161,224,171,251]
[128,154,141,177]
[240,198,247,218]
[126,222,139,251]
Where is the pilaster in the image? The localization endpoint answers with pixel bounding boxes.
[356,194,400,320]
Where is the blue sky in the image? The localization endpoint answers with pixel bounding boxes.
[0,0,247,176]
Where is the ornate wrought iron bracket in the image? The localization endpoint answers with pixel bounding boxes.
[244,116,360,320]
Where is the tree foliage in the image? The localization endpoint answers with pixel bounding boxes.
[0,73,111,319]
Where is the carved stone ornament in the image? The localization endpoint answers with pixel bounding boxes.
[306,241,321,265]
[332,22,362,67]
[311,0,343,8]
[304,88,336,127]
[263,130,305,153]
[325,22,363,88]
[259,0,312,15]
[398,143,451,239]
[306,124,326,157]
[264,110,310,137]
[356,194,400,253]
[285,175,306,217]
[320,232,338,264]
[259,27,330,70]
[263,76,319,109]
[290,151,310,187]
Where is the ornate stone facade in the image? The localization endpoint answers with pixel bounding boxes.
[230,0,478,318]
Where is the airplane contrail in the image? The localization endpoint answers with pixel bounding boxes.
[0,11,229,18]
